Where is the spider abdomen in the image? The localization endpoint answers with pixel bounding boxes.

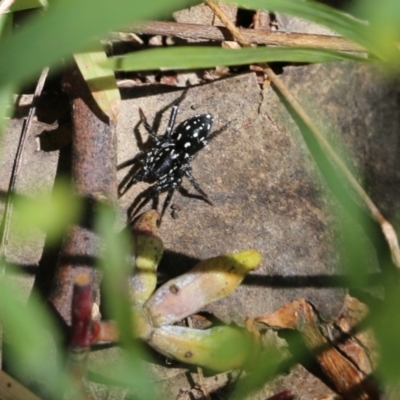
[172,114,213,155]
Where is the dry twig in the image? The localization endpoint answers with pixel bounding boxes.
[125,21,365,53]
[68,273,95,400]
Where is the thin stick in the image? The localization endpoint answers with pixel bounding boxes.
[205,1,249,46]
[67,273,95,400]
[122,21,365,53]
[204,1,400,268]
[0,67,49,273]
[70,273,93,350]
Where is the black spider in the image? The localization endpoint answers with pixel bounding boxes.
[118,95,228,219]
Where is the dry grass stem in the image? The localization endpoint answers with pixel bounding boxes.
[0,67,49,273]
[126,21,365,53]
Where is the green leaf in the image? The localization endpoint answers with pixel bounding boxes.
[0,273,68,397]
[104,46,364,72]
[0,84,13,136]
[0,0,200,89]
[352,0,400,62]
[95,205,156,399]
[74,46,121,123]
[0,12,13,38]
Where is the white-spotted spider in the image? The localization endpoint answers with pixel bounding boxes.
[118,92,228,219]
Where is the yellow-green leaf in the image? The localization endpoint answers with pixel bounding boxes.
[74,48,120,123]
[149,325,255,371]
[130,210,163,306]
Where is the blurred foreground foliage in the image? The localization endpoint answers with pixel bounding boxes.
[0,0,399,398]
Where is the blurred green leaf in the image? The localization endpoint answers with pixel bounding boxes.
[95,204,156,399]
[74,45,121,123]
[0,12,13,137]
[0,12,13,38]
[352,0,400,63]
[0,0,199,89]
[371,275,400,387]
[0,273,68,397]
[0,85,13,136]
[13,179,81,245]
[105,46,364,71]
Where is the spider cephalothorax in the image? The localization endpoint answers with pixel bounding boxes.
[119,97,227,218]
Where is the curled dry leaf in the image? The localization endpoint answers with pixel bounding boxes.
[256,296,379,400]
[333,296,378,377]
[144,249,262,327]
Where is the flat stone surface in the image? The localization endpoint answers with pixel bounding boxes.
[117,72,346,325]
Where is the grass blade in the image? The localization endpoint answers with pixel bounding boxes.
[105,45,364,71]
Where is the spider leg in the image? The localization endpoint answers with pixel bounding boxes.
[128,173,182,220]
[156,173,181,216]
[165,88,190,139]
[182,165,213,206]
[127,187,153,221]
[160,188,175,218]
[165,105,178,139]
[127,183,164,221]
[117,151,144,171]
[118,154,148,197]
[118,172,138,197]
[139,108,160,144]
